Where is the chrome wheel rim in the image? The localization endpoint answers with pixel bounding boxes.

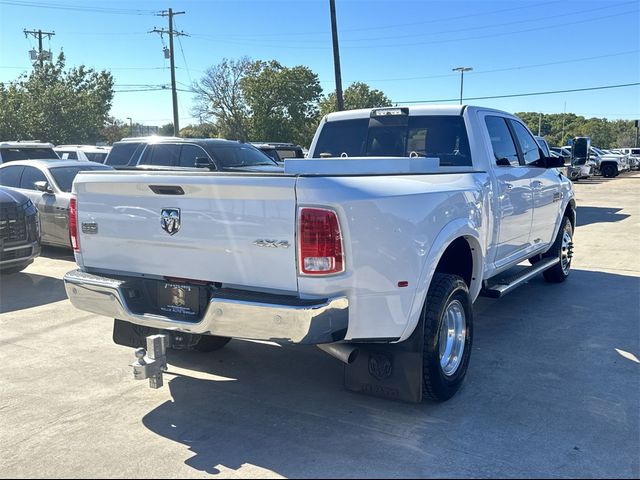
[561,228,573,275]
[439,299,466,377]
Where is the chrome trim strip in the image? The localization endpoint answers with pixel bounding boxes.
[63,269,348,345]
[2,241,38,252]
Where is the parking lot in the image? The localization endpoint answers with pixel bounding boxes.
[1,172,638,478]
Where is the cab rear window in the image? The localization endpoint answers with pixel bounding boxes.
[313,115,472,166]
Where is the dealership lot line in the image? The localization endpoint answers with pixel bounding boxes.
[1,173,638,479]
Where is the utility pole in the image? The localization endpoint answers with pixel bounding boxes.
[23,29,55,67]
[151,9,186,136]
[452,67,472,105]
[561,102,567,145]
[538,112,542,136]
[329,0,344,111]
[126,117,133,137]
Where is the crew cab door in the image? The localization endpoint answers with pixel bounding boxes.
[508,119,562,247]
[483,115,534,264]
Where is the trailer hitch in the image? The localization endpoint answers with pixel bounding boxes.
[130,334,169,389]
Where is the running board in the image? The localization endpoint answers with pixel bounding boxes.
[480,257,559,298]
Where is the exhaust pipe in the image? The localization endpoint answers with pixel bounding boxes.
[318,343,359,365]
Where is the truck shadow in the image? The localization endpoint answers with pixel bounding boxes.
[576,206,630,226]
[40,245,74,260]
[0,272,68,313]
[140,268,639,478]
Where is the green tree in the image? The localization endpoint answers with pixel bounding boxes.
[99,116,128,145]
[0,52,113,144]
[241,60,322,146]
[191,57,252,141]
[515,112,634,148]
[320,82,392,117]
[159,123,174,136]
[179,123,219,138]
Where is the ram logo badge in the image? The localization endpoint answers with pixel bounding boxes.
[160,208,181,235]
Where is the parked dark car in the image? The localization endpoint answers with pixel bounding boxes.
[105,137,282,172]
[0,186,40,274]
[252,142,305,161]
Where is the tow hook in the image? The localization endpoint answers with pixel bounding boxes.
[131,334,169,389]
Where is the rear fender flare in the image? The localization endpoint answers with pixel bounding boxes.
[398,219,483,342]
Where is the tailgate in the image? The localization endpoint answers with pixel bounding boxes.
[74,172,299,292]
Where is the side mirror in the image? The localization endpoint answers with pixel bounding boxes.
[194,157,215,170]
[34,181,53,193]
[543,156,565,168]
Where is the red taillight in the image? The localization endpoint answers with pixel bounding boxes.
[69,196,79,252]
[299,208,344,275]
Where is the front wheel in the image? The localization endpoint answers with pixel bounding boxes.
[601,164,617,178]
[422,273,473,402]
[542,216,573,283]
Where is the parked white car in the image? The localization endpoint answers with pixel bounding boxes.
[63,105,574,403]
[54,145,111,164]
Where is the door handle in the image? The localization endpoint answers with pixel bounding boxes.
[505,183,513,190]
[531,180,543,189]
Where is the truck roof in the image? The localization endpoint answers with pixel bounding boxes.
[0,141,55,148]
[322,105,514,122]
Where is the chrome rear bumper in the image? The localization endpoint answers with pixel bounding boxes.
[63,269,348,344]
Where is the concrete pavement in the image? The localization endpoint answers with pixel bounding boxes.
[1,172,638,478]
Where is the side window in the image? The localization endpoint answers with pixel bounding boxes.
[105,142,142,166]
[510,120,542,165]
[485,116,520,167]
[19,166,47,190]
[179,144,212,168]
[59,151,78,160]
[0,166,25,187]
[141,144,181,166]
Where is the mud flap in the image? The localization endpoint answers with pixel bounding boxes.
[113,319,199,350]
[344,316,425,403]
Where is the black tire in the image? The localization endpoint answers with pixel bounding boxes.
[0,263,30,275]
[542,216,573,283]
[422,273,473,402]
[528,254,542,265]
[193,334,231,352]
[601,164,616,178]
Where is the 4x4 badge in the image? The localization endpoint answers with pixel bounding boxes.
[160,208,181,235]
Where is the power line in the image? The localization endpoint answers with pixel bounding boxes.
[173,18,193,86]
[190,6,637,51]
[193,0,563,39]
[0,0,155,15]
[395,82,640,104]
[358,50,640,83]
[338,8,639,50]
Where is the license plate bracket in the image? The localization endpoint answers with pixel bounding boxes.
[157,282,202,319]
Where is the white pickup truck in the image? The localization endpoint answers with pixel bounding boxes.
[64,105,575,402]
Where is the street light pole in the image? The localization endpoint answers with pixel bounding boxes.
[452,66,472,105]
[126,117,133,137]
